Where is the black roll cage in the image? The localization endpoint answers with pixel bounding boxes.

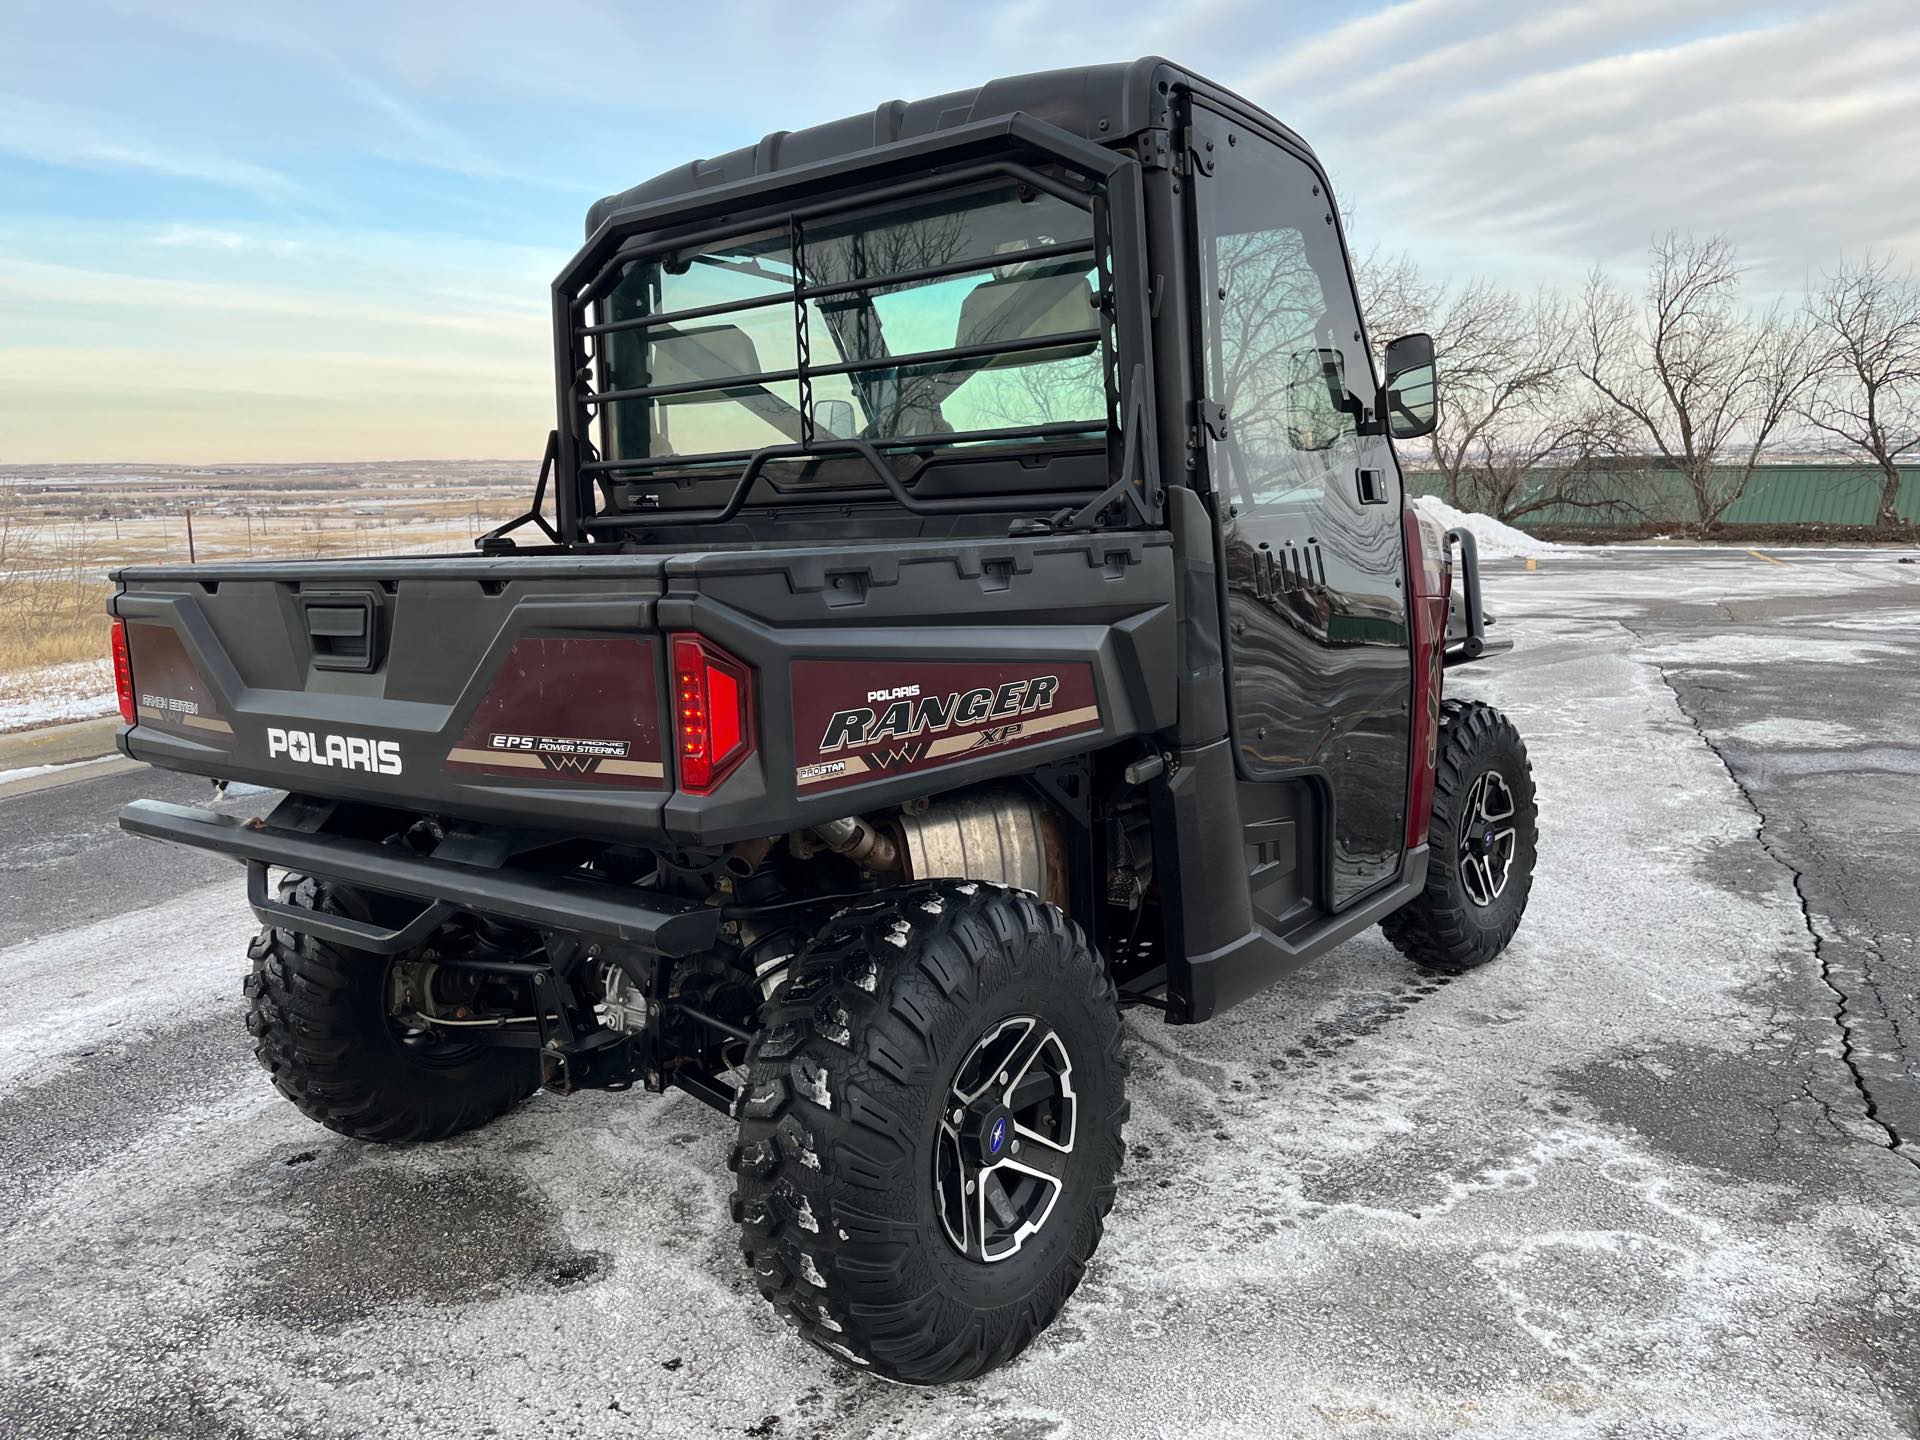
[547,114,1161,544]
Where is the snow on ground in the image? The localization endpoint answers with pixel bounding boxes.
[1413,494,1568,558]
[0,759,96,786]
[1721,717,1870,749]
[0,658,115,733]
[1637,632,1913,669]
[2,553,1918,1439]
[0,881,257,1091]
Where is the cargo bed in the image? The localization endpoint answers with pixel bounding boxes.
[111,534,1177,846]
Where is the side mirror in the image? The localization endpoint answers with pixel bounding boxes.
[813,399,855,439]
[1382,332,1437,440]
[1284,348,1350,452]
[1314,346,1348,413]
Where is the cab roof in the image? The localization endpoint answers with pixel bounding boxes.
[585,56,1310,236]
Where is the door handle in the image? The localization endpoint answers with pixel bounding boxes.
[1356,469,1389,505]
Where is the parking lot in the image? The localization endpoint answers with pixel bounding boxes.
[2,547,1917,1439]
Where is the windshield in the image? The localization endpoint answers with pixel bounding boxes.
[599,182,1109,467]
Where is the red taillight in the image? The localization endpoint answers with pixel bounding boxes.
[110,618,137,726]
[1403,510,1448,849]
[670,633,754,794]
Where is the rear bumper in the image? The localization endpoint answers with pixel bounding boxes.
[119,799,719,957]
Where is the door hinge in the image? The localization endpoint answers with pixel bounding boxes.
[1193,398,1230,442]
[1137,129,1175,171]
[1168,136,1215,179]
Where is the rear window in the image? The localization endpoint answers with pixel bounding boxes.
[598,183,1109,466]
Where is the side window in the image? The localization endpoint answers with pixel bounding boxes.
[1195,113,1372,515]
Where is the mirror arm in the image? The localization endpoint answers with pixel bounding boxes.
[1357,385,1389,436]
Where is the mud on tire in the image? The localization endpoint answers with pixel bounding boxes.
[242,875,540,1143]
[1383,699,1538,974]
[730,881,1128,1384]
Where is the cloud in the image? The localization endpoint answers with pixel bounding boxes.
[1243,0,1481,93]
[151,225,254,252]
[0,96,302,200]
[0,255,544,341]
[1223,0,1920,292]
[5,0,1919,461]
[339,75,594,193]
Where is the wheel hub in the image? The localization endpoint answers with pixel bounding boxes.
[1458,768,1518,907]
[960,1104,1017,1167]
[934,1016,1076,1263]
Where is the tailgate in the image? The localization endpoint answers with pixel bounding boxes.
[115,534,1180,849]
[113,554,675,841]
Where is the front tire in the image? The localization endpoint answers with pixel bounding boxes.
[242,876,540,1142]
[731,882,1127,1384]
[1382,699,1538,974]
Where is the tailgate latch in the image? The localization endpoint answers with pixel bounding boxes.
[301,592,380,672]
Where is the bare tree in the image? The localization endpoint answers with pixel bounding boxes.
[1453,399,1635,524]
[1385,281,1624,521]
[0,479,25,608]
[1352,244,1438,351]
[1578,232,1819,530]
[1340,192,1440,348]
[1349,237,1633,525]
[967,348,1106,430]
[1800,252,1920,528]
[1426,283,1553,505]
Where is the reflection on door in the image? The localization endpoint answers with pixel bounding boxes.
[1191,105,1411,908]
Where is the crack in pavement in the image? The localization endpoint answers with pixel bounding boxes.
[1616,617,1918,1174]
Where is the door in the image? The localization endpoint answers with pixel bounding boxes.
[1189,104,1411,909]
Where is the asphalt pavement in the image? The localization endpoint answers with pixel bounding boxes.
[1,546,1916,1439]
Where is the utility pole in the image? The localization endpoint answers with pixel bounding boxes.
[185,506,197,562]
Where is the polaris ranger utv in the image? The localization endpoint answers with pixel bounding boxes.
[114,57,1535,1383]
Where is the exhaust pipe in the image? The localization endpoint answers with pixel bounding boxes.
[810,814,901,871]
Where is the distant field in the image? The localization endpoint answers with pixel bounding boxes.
[0,460,534,726]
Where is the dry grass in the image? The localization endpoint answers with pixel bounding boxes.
[0,585,111,674]
[0,464,528,683]
[0,499,111,674]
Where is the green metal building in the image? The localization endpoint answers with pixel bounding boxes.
[1404,463,1917,528]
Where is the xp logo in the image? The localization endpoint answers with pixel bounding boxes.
[989,1116,1008,1156]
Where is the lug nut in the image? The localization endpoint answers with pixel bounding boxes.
[965,1180,976,1194]
[1011,1139,1022,1154]
[951,1107,964,1124]
[997,1071,1009,1085]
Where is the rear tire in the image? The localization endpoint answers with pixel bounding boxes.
[731,881,1127,1384]
[242,875,540,1142]
[1383,699,1537,974]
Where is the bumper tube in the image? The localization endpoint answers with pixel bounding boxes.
[119,799,719,956]
[1442,527,1513,666]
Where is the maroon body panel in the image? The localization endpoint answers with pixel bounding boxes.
[445,636,666,789]
[790,658,1101,794]
[125,620,232,743]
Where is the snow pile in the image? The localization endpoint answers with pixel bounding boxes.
[1412,493,1569,559]
[0,658,117,734]
[0,759,92,786]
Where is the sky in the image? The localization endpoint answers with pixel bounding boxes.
[2,0,1916,464]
